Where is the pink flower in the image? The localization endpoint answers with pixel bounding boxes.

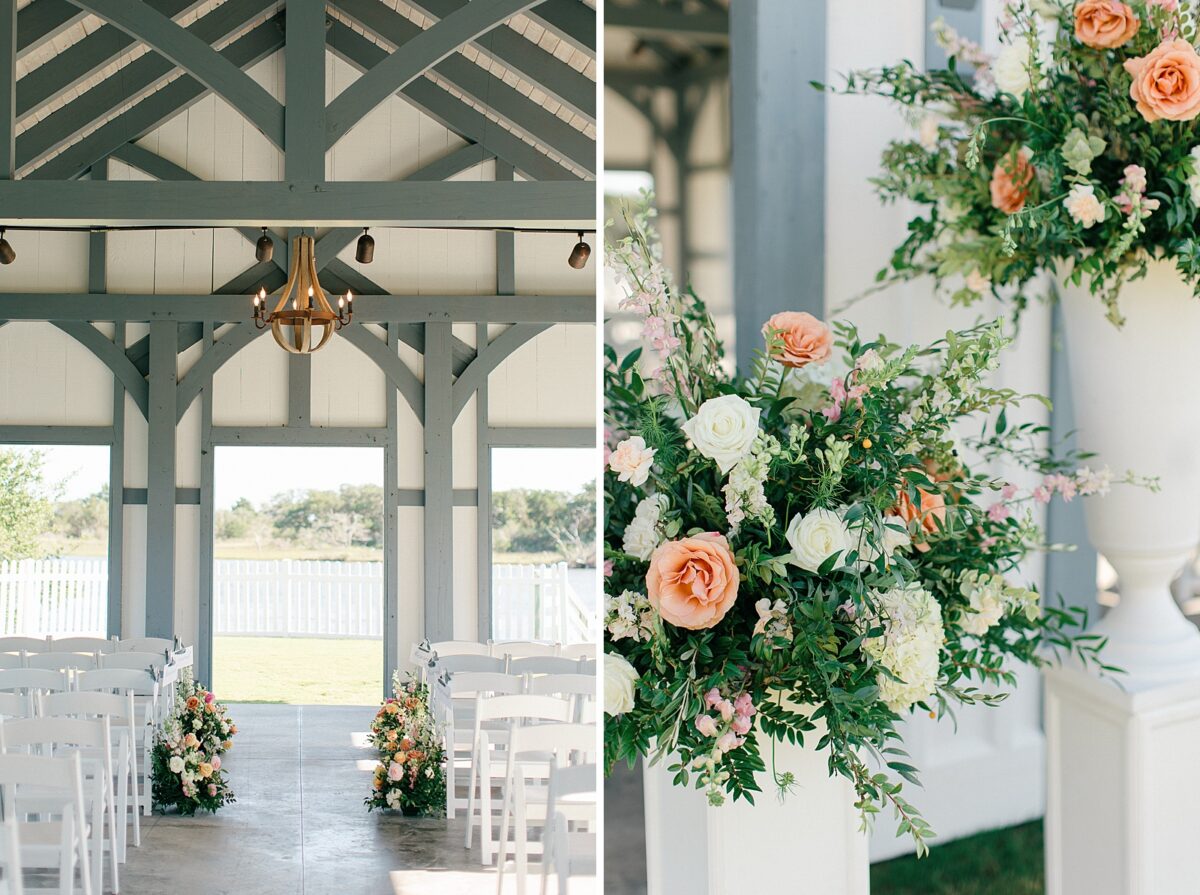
[717,699,735,722]
[1032,485,1052,505]
[208,784,217,797]
[387,762,404,782]
[1151,0,1179,10]
[731,714,752,735]
[704,687,723,709]
[829,377,847,403]
[212,755,221,771]
[715,731,743,753]
[1122,164,1148,194]
[988,502,1011,523]
[822,402,843,423]
[695,714,719,737]
[733,693,755,717]
[603,560,613,578]
[1001,483,1018,500]
[980,536,998,549]
[204,692,215,704]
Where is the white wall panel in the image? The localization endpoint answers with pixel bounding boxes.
[0,323,112,425]
[397,506,424,663]
[311,333,387,428]
[122,506,147,638]
[488,325,597,427]
[453,508,478,643]
[211,330,288,427]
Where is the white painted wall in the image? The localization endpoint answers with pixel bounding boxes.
[0,49,596,684]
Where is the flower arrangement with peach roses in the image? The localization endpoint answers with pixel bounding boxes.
[364,672,446,816]
[603,201,1143,855]
[832,1,1200,326]
[151,671,237,815]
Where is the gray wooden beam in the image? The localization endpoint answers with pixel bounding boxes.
[0,0,14,179]
[145,320,177,638]
[0,180,593,227]
[25,11,284,180]
[340,325,424,423]
[17,0,203,119]
[423,321,454,641]
[325,0,543,148]
[451,323,549,418]
[121,487,201,505]
[108,323,125,638]
[476,322,492,641]
[326,20,584,180]
[527,0,594,55]
[16,0,86,57]
[605,4,728,42]
[52,322,151,420]
[0,292,596,323]
[285,0,327,182]
[68,0,285,148]
[288,354,311,427]
[197,320,215,685]
[0,425,112,444]
[384,324,399,691]
[730,0,824,374]
[174,323,261,423]
[486,426,594,447]
[331,0,594,174]
[402,0,594,123]
[209,426,388,446]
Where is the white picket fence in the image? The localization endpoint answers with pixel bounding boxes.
[0,559,107,635]
[0,558,593,642]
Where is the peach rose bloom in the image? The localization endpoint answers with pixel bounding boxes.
[646,532,739,630]
[762,311,833,368]
[891,487,947,553]
[1074,0,1139,49]
[1124,38,1200,122]
[989,148,1034,214]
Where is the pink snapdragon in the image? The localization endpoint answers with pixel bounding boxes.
[644,314,681,352]
[987,502,1011,523]
[1032,485,1052,505]
[734,692,755,717]
[715,731,744,753]
[704,687,723,709]
[695,714,719,737]
[1001,483,1018,500]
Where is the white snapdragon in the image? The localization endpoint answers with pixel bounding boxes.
[1075,465,1113,497]
[752,598,793,644]
[785,508,852,573]
[609,436,656,487]
[958,571,1006,636]
[604,653,640,716]
[622,493,668,560]
[606,589,656,642]
[681,395,761,474]
[861,584,946,712]
[723,433,779,533]
[1188,146,1200,207]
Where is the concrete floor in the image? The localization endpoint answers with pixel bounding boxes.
[120,704,592,895]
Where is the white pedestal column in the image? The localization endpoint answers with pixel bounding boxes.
[643,736,869,895]
[1045,667,1200,895]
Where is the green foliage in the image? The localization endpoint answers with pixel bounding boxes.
[0,450,55,561]
[493,480,597,565]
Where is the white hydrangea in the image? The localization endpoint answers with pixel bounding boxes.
[622,493,668,560]
[861,584,945,712]
[606,589,656,642]
[958,571,1006,636]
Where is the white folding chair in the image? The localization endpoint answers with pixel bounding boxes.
[46,640,114,656]
[40,691,141,862]
[0,656,24,672]
[0,751,92,895]
[494,642,561,659]
[557,644,595,661]
[0,718,116,895]
[524,675,596,723]
[0,641,47,656]
[22,654,98,673]
[467,694,572,865]
[433,672,523,820]
[431,655,507,676]
[112,639,173,655]
[97,652,168,674]
[508,657,583,676]
[540,764,598,895]
[432,641,492,657]
[497,723,596,895]
[0,694,32,721]
[75,671,159,817]
[0,670,70,701]
[0,809,23,895]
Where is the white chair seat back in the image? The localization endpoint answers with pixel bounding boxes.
[48,638,115,655]
[0,669,69,698]
[0,639,47,655]
[508,657,584,676]
[23,652,98,672]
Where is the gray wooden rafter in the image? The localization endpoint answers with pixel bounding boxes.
[285,0,326,182]
[26,10,284,180]
[325,0,546,149]
[339,326,425,424]
[1,0,14,179]
[145,319,177,637]
[526,0,594,55]
[331,0,594,174]
[16,1,86,56]
[174,322,262,423]
[52,322,150,420]
[451,323,549,418]
[67,0,286,148]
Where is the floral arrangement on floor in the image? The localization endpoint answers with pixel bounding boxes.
[150,671,238,815]
[364,672,446,817]
[832,0,1200,325]
[602,201,1146,854]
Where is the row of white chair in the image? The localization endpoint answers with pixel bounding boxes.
[0,651,174,674]
[0,637,177,656]
[430,655,597,678]
[412,640,596,665]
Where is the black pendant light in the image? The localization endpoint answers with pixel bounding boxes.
[355,228,375,264]
[0,229,15,266]
[567,231,590,269]
[255,228,274,263]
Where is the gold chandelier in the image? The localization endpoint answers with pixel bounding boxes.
[252,234,353,353]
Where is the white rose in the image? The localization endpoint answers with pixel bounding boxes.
[785,508,852,573]
[622,517,659,561]
[882,519,912,555]
[993,43,1033,99]
[1063,183,1106,228]
[604,653,639,716]
[169,756,185,774]
[609,436,656,488]
[681,395,761,474]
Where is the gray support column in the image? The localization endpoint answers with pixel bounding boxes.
[0,0,14,179]
[197,321,215,685]
[475,322,492,641]
[285,0,326,183]
[423,321,454,640]
[146,320,178,637]
[730,0,825,374]
[383,325,399,690]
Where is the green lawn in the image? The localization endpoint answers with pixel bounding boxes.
[211,636,383,705]
[872,821,1043,894]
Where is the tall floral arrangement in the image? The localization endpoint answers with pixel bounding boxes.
[603,201,1142,853]
[835,0,1200,325]
[151,672,238,815]
[364,672,446,817]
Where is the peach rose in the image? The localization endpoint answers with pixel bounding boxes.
[646,533,739,630]
[1124,38,1200,122]
[762,311,833,368]
[891,486,947,553]
[989,148,1035,214]
[1074,0,1139,49]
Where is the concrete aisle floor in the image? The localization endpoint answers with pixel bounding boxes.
[120,704,592,895]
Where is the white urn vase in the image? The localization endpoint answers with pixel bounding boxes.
[1059,260,1200,689]
[642,728,869,895]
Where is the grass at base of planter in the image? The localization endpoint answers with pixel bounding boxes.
[872,820,1043,895]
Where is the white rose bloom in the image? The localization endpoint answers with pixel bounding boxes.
[609,436,656,488]
[861,584,945,712]
[622,517,659,561]
[785,508,852,573]
[681,395,761,474]
[604,653,639,716]
[993,42,1033,99]
[169,756,185,774]
[959,572,1006,636]
[1063,183,1106,228]
[882,519,912,555]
